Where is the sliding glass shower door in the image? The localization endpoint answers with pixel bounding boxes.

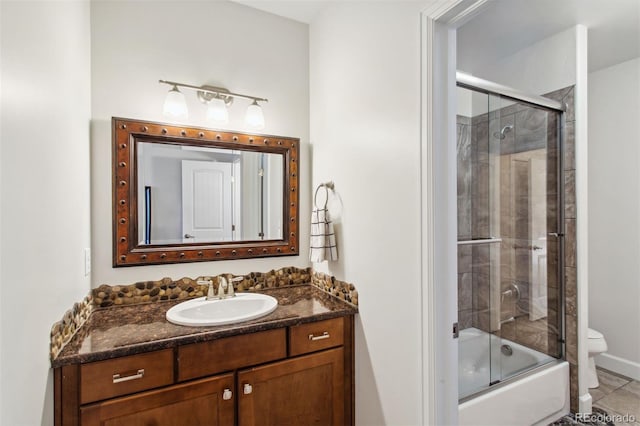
[457,84,563,400]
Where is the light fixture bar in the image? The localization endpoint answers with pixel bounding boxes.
[159,79,268,103]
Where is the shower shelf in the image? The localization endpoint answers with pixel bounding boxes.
[457,238,502,246]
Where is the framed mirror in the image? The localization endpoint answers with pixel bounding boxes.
[112,117,299,267]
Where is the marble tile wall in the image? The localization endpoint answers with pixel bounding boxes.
[545,85,579,411]
[457,115,474,330]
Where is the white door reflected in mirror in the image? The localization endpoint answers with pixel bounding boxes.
[181,160,233,243]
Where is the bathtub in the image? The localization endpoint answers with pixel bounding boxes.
[458,327,569,425]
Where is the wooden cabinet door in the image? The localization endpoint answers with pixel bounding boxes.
[238,348,344,426]
[80,374,235,426]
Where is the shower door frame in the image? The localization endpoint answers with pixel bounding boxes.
[456,76,567,367]
[454,77,567,396]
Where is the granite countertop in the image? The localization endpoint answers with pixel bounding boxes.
[52,285,357,368]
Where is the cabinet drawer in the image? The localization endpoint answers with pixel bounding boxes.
[178,328,286,382]
[80,349,174,404]
[289,317,344,356]
[80,373,235,426]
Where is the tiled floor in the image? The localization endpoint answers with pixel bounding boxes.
[551,368,640,426]
[591,368,640,425]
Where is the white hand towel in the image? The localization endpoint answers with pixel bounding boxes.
[310,207,338,263]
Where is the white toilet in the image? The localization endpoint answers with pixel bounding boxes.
[587,328,608,388]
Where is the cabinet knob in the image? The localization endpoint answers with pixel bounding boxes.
[223,388,232,400]
[243,383,253,395]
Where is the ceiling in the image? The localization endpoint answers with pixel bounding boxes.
[231,0,328,24]
[457,0,640,73]
[232,0,640,73]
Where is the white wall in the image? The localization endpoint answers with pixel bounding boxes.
[0,1,92,425]
[310,2,424,424]
[589,57,640,380]
[460,26,577,97]
[91,1,310,285]
[0,2,4,421]
[456,86,473,117]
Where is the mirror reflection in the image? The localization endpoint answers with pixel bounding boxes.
[136,142,284,245]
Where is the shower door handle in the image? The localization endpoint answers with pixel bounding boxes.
[548,232,564,237]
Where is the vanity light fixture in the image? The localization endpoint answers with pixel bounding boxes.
[206,97,229,124]
[162,85,188,119]
[244,100,265,130]
[159,79,268,129]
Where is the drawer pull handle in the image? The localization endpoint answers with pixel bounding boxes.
[112,369,145,384]
[243,383,253,394]
[223,388,233,400]
[308,331,330,341]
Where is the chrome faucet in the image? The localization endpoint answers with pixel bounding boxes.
[217,277,228,298]
[197,279,216,301]
[217,276,241,298]
[198,276,242,300]
[227,277,235,297]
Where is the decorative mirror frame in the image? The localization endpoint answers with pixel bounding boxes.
[112,117,299,267]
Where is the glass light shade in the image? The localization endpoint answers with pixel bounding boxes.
[206,98,229,123]
[244,100,265,130]
[163,86,188,119]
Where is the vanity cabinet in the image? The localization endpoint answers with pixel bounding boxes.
[54,315,354,426]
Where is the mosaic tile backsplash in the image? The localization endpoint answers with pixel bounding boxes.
[311,271,358,306]
[50,267,357,362]
[50,295,94,361]
[92,267,312,308]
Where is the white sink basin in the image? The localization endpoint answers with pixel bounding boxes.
[166,293,278,326]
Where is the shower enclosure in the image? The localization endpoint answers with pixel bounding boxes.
[456,73,565,400]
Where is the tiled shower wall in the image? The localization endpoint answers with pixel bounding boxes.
[457,115,474,329]
[546,85,579,411]
[457,85,578,409]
